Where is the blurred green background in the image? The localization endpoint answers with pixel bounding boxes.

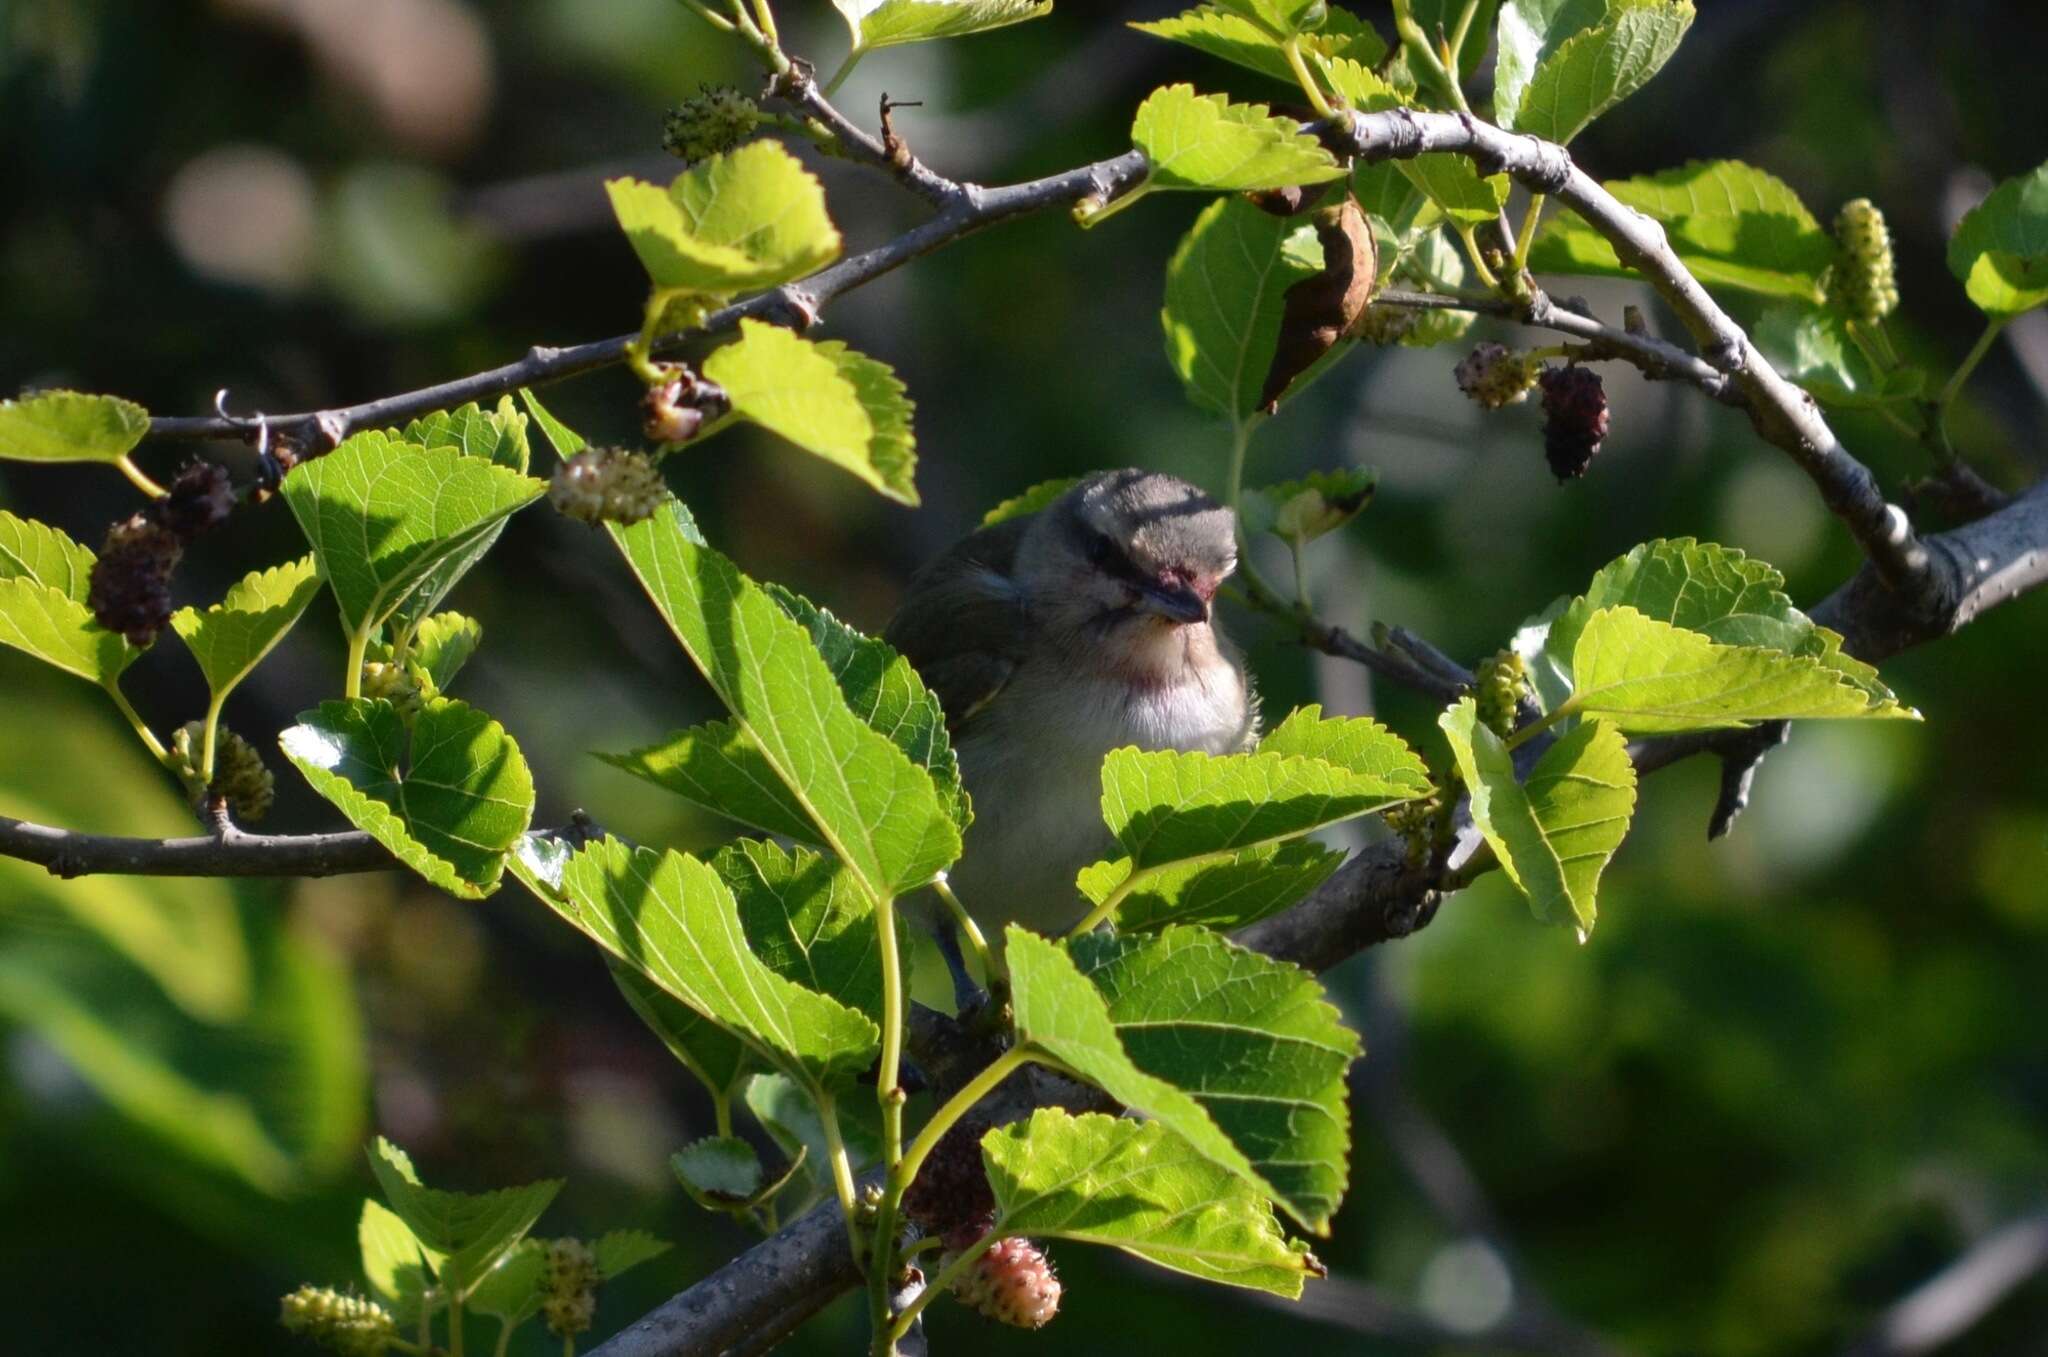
[2,1,2045,1354]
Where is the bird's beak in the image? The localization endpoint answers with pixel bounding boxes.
[1138,578,1210,625]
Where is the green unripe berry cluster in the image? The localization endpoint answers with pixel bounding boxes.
[278,1286,395,1356]
[1831,198,1899,325]
[1474,648,1530,740]
[663,85,763,163]
[172,721,277,823]
[1381,792,1443,864]
[542,1237,601,1338]
[549,447,669,526]
[361,660,425,718]
[1454,342,1545,409]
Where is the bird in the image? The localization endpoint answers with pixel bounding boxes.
[884,468,1258,942]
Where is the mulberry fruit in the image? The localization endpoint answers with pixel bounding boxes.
[1537,365,1609,481]
[951,1237,1060,1329]
[1454,342,1543,409]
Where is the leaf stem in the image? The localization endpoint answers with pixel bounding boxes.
[1502,700,1574,753]
[114,455,167,499]
[675,0,736,33]
[1934,315,2008,455]
[888,1227,1000,1342]
[1390,0,1459,107]
[199,692,225,783]
[1513,193,1546,270]
[102,679,171,766]
[345,627,371,700]
[748,0,778,44]
[813,1090,865,1261]
[1445,0,1482,72]
[1454,222,1502,291]
[930,872,1000,990]
[1282,39,1335,118]
[822,46,864,98]
[448,1294,465,1357]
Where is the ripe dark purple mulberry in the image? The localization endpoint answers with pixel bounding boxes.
[89,512,183,646]
[1537,365,1609,481]
[156,461,236,540]
[901,1116,997,1236]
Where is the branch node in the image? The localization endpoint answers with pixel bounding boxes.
[1708,722,1789,840]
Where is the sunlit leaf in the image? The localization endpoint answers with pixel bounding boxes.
[606,142,840,295]
[1131,6,1385,84]
[702,320,918,504]
[1500,0,1695,145]
[1319,57,1508,226]
[0,577,138,684]
[549,838,880,1087]
[609,504,960,898]
[0,510,97,600]
[1077,838,1343,933]
[1071,927,1360,1231]
[279,698,536,898]
[1946,158,2048,315]
[1438,698,1635,932]
[979,476,1082,527]
[715,837,891,1023]
[1132,85,1344,194]
[1240,468,1376,547]
[0,389,149,465]
[833,0,1051,50]
[672,1136,763,1204]
[1755,305,1925,407]
[171,557,322,706]
[983,1110,1321,1293]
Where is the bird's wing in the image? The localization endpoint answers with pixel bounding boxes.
[884,516,1033,735]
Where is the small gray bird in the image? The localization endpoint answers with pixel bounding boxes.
[885,469,1258,938]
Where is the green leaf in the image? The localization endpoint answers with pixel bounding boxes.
[1566,606,1918,733]
[834,0,1051,49]
[1131,85,1344,194]
[1006,929,1278,1204]
[1103,731,1429,872]
[672,1136,764,1204]
[1946,159,2048,315]
[1131,6,1385,84]
[1503,0,1694,145]
[1754,305,1923,408]
[1439,698,1636,933]
[279,697,536,898]
[606,141,840,295]
[404,611,483,693]
[980,476,1083,527]
[1318,57,1508,227]
[716,837,891,1023]
[1494,0,1608,128]
[1163,195,1342,419]
[1258,704,1436,782]
[1535,538,1901,710]
[1409,0,1499,80]
[170,557,322,705]
[360,1199,433,1324]
[467,1238,546,1326]
[0,510,97,599]
[599,719,819,843]
[279,431,544,646]
[367,1138,562,1301]
[595,1230,671,1279]
[0,577,138,683]
[549,838,880,1087]
[702,320,919,505]
[982,1109,1322,1294]
[609,504,961,898]
[1077,838,1344,933]
[1528,160,1833,299]
[1071,926,1360,1232]
[384,400,534,640]
[611,962,756,1105]
[767,583,966,831]
[1208,0,1328,37]
[0,389,149,464]
[1241,469,1376,547]
[519,387,587,459]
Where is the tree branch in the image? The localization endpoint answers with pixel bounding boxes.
[1840,1207,2048,1357]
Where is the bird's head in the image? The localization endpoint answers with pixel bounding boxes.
[1014,469,1238,677]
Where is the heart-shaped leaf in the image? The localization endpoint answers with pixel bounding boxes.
[1131,6,1386,83]
[279,697,536,898]
[982,1109,1322,1293]
[0,577,138,685]
[549,838,880,1088]
[702,320,919,505]
[171,557,322,706]
[1071,926,1361,1232]
[608,504,960,899]
[1946,158,2048,316]
[0,389,150,464]
[279,431,544,649]
[1439,697,1636,933]
[1132,85,1344,194]
[0,510,97,598]
[606,142,840,296]
[833,0,1051,50]
[1500,0,1695,145]
[359,1199,433,1324]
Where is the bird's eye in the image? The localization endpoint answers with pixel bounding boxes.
[1086,532,1117,567]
